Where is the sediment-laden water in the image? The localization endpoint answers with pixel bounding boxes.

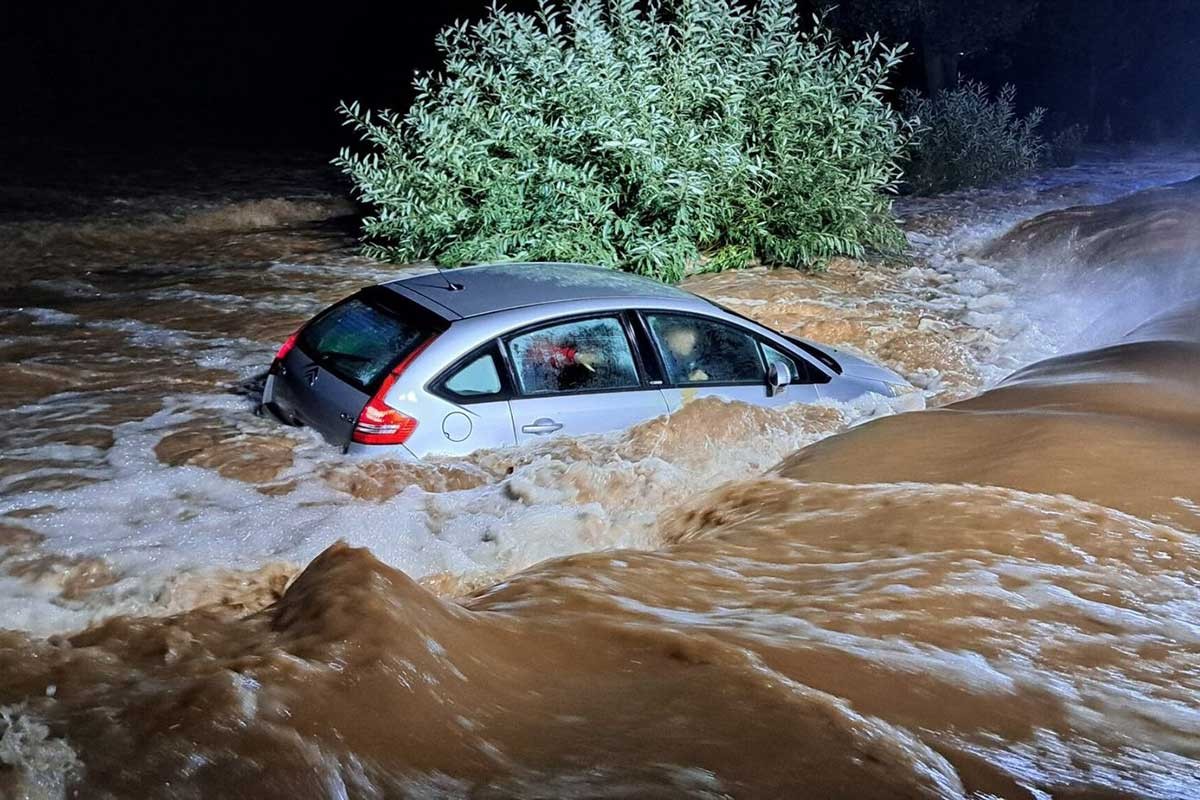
[2,149,1200,797]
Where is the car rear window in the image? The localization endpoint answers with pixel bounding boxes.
[298,296,430,391]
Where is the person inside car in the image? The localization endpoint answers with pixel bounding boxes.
[662,322,710,382]
[522,335,602,391]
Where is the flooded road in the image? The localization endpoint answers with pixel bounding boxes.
[2,149,1200,797]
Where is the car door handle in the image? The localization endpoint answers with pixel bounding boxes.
[521,418,563,435]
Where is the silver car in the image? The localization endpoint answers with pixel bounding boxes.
[262,262,921,459]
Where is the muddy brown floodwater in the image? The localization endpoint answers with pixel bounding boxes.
[2,150,1200,798]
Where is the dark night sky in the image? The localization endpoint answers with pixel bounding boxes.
[4,1,1199,151]
[4,1,534,148]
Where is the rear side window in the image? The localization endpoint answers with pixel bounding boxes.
[508,317,640,395]
[645,313,763,385]
[444,353,503,397]
[299,297,428,390]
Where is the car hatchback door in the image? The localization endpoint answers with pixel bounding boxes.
[504,314,669,444]
[265,291,438,448]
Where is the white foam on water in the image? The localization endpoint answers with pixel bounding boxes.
[2,390,899,634]
[894,148,1200,384]
[0,705,81,800]
[13,308,81,326]
[2,151,1198,638]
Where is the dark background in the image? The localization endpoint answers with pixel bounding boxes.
[4,1,1199,152]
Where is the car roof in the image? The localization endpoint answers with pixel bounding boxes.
[380,262,697,320]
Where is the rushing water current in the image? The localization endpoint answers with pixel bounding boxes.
[2,149,1200,798]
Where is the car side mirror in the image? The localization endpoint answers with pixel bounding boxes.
[766,360,791,397]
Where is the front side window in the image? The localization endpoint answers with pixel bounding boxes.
[762,342,804,383]
[645,314,763,385]
[508,317,640,395]
[443,352,503,398]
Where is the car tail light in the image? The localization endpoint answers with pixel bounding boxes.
[274,328,301,361]
[351,337,436,446]
[352,399,418,445]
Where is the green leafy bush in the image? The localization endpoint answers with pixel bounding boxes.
[335,0,912,281]
[903,82,1045,194]
[1046,123,1087,167]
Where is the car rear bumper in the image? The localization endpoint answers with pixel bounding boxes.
[345,440,420,460]
[263,373,419,460]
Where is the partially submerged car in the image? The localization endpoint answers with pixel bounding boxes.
[262,262,922,458]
